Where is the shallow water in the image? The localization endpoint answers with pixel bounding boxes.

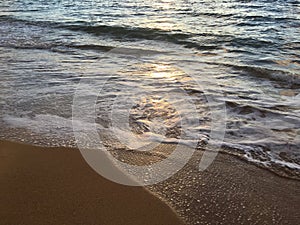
[0,0,300,180]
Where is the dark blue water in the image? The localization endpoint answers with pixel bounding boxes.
[0,0,300,180]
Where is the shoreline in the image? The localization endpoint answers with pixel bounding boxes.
[0,140,184,225]
[1,139,300,225]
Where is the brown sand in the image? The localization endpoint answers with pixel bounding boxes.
[0,140,184,225]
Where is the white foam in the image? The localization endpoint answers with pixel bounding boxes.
[222,142,300,171]
[3,114,106,136]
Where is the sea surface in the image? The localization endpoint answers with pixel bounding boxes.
[0,0,300,182]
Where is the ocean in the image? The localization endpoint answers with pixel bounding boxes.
[0,0,299,182]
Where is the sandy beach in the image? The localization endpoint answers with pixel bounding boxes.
[0,140,184,225]
[1,140,299,225]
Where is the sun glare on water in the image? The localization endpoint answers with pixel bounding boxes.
[147,64,185,79]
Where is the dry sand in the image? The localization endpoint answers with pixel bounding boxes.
[0,140,184,225]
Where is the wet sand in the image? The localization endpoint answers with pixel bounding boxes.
[104,141,300,224]
[0,140,184,225]
[148,146,300,225]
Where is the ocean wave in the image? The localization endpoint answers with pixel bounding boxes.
[1,14,295,54]
[0,15,200,47]
[0,15,226,51]
[229,64,300,88]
